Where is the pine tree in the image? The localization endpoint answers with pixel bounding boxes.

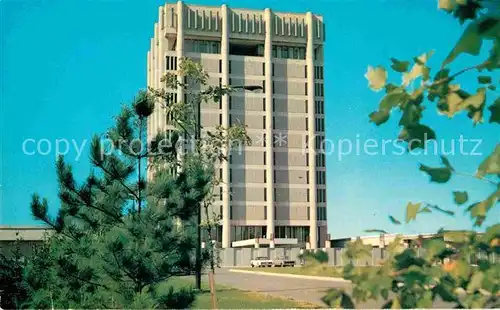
[25,90,212,308]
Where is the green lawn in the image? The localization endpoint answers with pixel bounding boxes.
[241,264,345,278]
[163,276,319,309]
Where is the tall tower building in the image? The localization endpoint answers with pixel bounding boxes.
[147,1,326,249]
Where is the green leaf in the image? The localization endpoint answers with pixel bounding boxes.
[453,191,469,205]
[389,215,401,225]
[417,291,433,308]
[476,144,500,178]
[467,271,484,293]
[478,76,492,84]
[419,165,452,183]
[379,90,407,111]
[369,110,390,126]
[418,206,432,213]
[390,58,410,72]
[467,189,500,222]
[430,205,455,216]
[365,229,388,234]
[488,98,500,124]
[365,65,387,91]
[406,202,422,223]
[426,239,447,260]
[443,20,483,66]
[399,103,424,127]
[399,124,437,150]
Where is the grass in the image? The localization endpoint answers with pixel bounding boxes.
[240,264,381,278]
[163,276,319,309]
[241,264,345,278]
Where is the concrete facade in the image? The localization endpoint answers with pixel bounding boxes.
[147,1,326,248]
[148,1,327,248]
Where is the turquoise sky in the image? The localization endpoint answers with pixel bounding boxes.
[1,0,498,237]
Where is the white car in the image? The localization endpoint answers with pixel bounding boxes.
[250,256,273,267]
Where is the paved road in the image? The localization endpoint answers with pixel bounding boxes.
[210,268,374,308]
[210,268,452,308]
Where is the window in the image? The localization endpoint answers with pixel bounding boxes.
[263,133,266,147]
[305,83,308,95]
[272,63,275,76]
[229,155,233,164]
[316,189,326,203]
[315,100,324,114]
[273,170,276,183]
[230,206,233,219]
[273,152,276,165]
[219,168,223,179]
[305,100,308,113]
[306,172,309,184]
[229,96,232,110]
[272,81,275,94]
[264,206,267,220]
[219,59,222,73]
[229,60,232,74]
[273,117,276,130]
[263,98,266,111]
[220,205,223,218]
[315,135,325,150]
[262,63,265,75]
[264,170,267,183]
[305,118,308,131]
[264,151,266,165]
[262,80,266,93]
[315,118,325,132]
[306,153,309,166]
[263,116,266,129]
[307,208,310,220]
[230,169,233,183]
[304,65,308,78]
[264,188,267,201]
[219,187,223,201]
[316,171,326,185]
[318,207,327,220]
[273,98,276,112]
[316,153,326,167]
[274,188,277,202]
[307,189,310,202]
[272,45,306,59]
[219,114,222,125]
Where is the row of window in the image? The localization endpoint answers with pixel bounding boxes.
[187,40,221,54]
[205,225,322,243]
[316,153,326,167]
[272,45,306,59]
[165,56,178,71]
[230,225,311,242]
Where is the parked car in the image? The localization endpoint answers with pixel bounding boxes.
[250,256,273,267]
[273,256,296,267]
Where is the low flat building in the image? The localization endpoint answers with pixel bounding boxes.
[0,225,50,256]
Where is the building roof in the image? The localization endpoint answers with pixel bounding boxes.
[0,226,51,241]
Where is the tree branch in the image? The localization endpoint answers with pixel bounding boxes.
[433,60,491,87]
[454,171,499,186]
